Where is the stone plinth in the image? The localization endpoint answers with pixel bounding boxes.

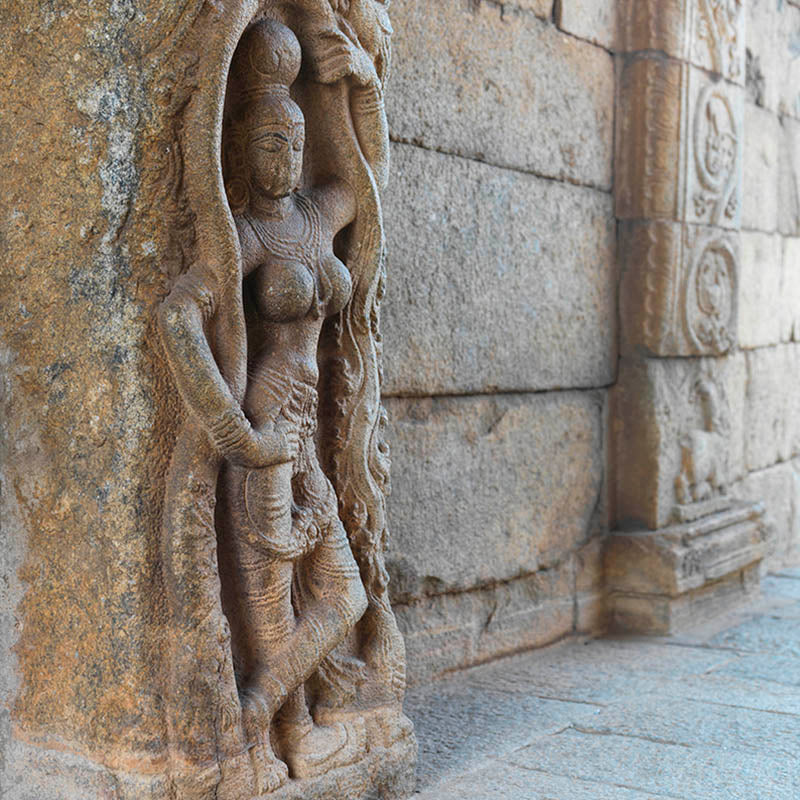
[605,502,766,634]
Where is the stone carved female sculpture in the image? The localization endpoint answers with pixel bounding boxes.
[157,5,413,798]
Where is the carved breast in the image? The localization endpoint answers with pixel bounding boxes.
[252,257,316,322]
[321,253,353,317]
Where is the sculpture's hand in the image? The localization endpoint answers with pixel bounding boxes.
[227,426,298,469]
[329,0,350,11]
[210,410,297,468]
[274,419,300,462]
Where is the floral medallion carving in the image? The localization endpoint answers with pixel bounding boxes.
[691,82,741,225]
[684,236,737,354]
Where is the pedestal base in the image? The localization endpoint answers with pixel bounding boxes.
[605,502,766,634]
[4,720,417,800]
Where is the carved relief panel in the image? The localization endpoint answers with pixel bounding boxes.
[620,221,739,357]
[616,61,743,229]
[617,0,745,85]
[692,0,745,83]
[148,2,415,797]
[684,70,743,228]
[615,356,745,530]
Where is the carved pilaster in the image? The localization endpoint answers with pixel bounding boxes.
[611,0,760,633]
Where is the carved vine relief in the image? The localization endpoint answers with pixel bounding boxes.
[695,0,743,81]
[692,83,740,225]
[154,2,413,796]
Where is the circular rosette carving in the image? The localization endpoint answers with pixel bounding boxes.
[685,238,737,354]
[692,84,740,222]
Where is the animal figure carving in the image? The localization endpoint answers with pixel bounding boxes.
[675,376,729,505]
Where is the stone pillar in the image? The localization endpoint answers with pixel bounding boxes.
[608,0,767,633]
[0,2,415,798]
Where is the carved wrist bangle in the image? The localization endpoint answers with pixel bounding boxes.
[351,83,383,114]
[209,407,252,456]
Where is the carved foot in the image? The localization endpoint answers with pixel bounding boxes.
[249,739,289,795]
[280,718,366,779]
[239,668,287,741]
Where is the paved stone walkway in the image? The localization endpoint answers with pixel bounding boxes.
[404,569,800,800]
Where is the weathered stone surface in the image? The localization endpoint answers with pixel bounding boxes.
[382,143,617,396]
[1,3,415,797]
[514,0,554,18]
[738,232,782,347]
[507,725,799,798]
[385,391,605,594]
[575,536,607,633]
[781,237,800,341]
[614,354,746,530]
[394,563,577,686]
[732,461,800,571]
[619,221,740,356]
[406,679,601,789]
[407,596,800,798]
[742,103,780,233]
[617,59,743,230]
[616,0,686,59]
[743,345,800,471]
[619,0,745,84]
[388,0,614,188]
[606,504,765,634]
[778,116,800,236]
[745,0,800,118]
[556,0,617,49]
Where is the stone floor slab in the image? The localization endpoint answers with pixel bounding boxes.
[505,728,800,800]
[406,570,800,798]
[413,759,685,800]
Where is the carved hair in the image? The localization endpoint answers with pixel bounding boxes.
[223,19,304,215]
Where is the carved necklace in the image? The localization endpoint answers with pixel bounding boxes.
[245,193,329,318]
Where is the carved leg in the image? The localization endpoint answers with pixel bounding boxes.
[279,516,369,778]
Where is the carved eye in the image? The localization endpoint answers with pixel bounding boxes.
[257,139,283,154]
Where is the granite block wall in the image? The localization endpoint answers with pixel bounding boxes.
[382,0,617,684]
[731,0,800,569]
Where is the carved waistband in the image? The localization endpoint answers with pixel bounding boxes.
[249,367,319,437]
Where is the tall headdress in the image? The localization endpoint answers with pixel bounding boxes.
[223,19,304,212]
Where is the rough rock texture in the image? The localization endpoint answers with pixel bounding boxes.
[556,0,617,49]
[387,0,615,189]
[385,392,605,592]
[382,143,617,396]
[0,2,416,798]
[384,391,606,684]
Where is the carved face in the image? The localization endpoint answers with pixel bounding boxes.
[247,105,305,198]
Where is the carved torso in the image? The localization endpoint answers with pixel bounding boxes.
[237,191,352,426]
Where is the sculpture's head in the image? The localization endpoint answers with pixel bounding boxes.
[227,19,305,206]
[245,88,305,199]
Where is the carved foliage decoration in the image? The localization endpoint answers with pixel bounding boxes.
[694,0,744,81]
[691,81,741,225]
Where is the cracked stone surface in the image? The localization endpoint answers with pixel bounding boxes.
[404,569,800,799]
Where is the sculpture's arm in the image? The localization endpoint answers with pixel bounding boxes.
[314,178,357,234]
[157,273,294,467]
